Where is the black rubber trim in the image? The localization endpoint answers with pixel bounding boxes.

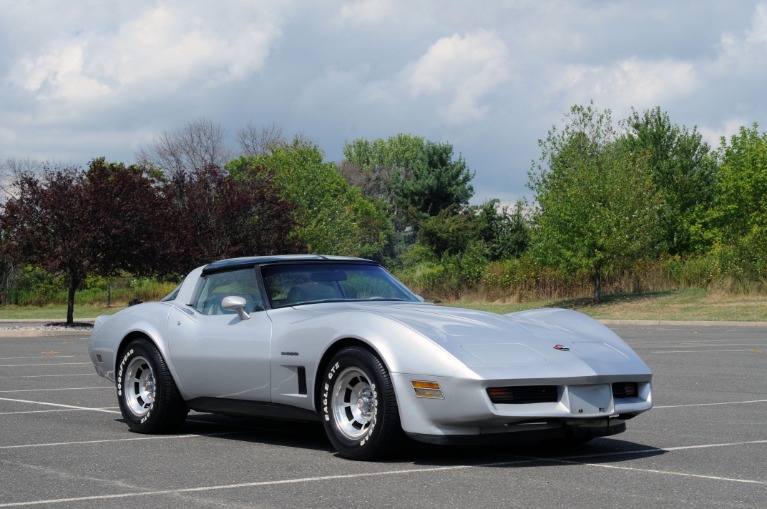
[186,397,321,422]
[406,419,627,445]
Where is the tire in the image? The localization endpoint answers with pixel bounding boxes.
[116,339,188,433]
[321,347,404,460]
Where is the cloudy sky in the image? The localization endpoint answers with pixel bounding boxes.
[1,0,766,204]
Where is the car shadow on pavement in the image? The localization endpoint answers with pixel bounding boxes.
[406,437,666,467]
[129,412,664,466]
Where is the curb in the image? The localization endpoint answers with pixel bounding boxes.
[599,319,767,327]
[0,329,92,338]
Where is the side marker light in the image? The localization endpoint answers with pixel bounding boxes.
[411,380,444,399]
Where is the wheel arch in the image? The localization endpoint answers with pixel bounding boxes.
[114,329,179,386]
[312,337,391,414]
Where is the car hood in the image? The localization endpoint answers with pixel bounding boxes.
[341,302,652,380]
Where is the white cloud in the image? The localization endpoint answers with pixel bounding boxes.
[405,30,512,124]
[337,0,392,25]
[2,0,767,201]
[699,117,751,149]
[7,3,283,109]
[549,58,698,118]
[746,3,767,45]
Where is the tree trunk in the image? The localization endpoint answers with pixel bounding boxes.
[66,282,77,325]
[593,265,602,303]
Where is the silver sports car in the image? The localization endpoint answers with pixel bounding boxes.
[88,255,653,460]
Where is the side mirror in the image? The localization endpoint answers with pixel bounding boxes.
[221,296,251,321]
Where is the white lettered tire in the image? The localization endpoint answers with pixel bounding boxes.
[117,339,188,433]
[321,347,403,460]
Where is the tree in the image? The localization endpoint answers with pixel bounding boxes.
[228,142,393,260]
[135,118,233,180]
[340,134,426,205]
[528,103,661,301]
[165,164,303,269]
[395,141,474,220]
[237,122,286,156]
[710,123,767,278]
[0,161,175,323]
[417,207,479,258]
[622,107,717,255]
[341,135,475,261]
[475,199,530,261]
[84,159,178,277]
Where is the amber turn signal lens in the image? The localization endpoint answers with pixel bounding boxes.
[411,380,444,399]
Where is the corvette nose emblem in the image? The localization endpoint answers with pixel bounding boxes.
[553,345,570,351]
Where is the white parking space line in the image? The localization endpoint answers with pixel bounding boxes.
[0,386,110,393]
[0,373,95,379]
[0,432,235,450]
[0,408,94,415]
[1,441,766,508]
[655,399,767,409]
[0,362,93,367]
[650,349,765,353]
[665,440,767,452]
[509,453,767,486]
[0,397,120,414]
[0,465,477,508]
[648,343,767,348]
[0,356,78,360]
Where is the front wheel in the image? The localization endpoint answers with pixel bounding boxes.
[321,347,404,460]
[116,340,188,433]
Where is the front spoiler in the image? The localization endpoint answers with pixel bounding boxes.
[406,417,626,445]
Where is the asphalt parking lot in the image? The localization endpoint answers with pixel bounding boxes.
[1,324,766,508]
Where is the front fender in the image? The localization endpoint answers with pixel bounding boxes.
[88,303,175,385]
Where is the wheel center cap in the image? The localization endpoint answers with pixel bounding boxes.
[356,389,375,418]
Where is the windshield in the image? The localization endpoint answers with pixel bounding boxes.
[261,263,418,308]
[160,284,182,302]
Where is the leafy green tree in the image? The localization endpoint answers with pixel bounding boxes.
[340,133,425,205]
[395,141,474,220]
[417,199,530,261]
[341,134,475,260]
[710,123,767,277]
[417,207,480,258]
[228,141,393,260]
[622,107,717,255]
[475,199,530,261]
[528,103,661,301]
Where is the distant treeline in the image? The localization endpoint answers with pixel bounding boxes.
[1,106,765,322]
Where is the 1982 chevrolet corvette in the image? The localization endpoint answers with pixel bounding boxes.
[88,255,652,460]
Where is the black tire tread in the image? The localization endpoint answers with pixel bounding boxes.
[118,340,188,434]
[322,347,405,461]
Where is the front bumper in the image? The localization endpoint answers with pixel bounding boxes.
[406,416,627,445]
[391,372,652,440]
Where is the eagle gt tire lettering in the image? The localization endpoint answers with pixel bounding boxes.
[117,339,188,433]
[322,347,403,460]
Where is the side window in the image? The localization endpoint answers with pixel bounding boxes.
[192,268,264,315]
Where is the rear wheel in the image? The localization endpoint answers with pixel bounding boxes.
[321,347,403,460]
[117,339,188,433]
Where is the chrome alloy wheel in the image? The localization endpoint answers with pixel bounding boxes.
[124,355,155,417]
[330,367,377,440]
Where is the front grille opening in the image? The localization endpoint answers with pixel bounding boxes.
[487,385,558,404]
[612,382,639,398]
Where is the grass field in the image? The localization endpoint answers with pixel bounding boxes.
[452,288,767,322]
[1,288,766,322]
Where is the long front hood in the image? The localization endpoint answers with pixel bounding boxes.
[353,303,653,381]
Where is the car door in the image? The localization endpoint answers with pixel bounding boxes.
[167,267,272,401]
